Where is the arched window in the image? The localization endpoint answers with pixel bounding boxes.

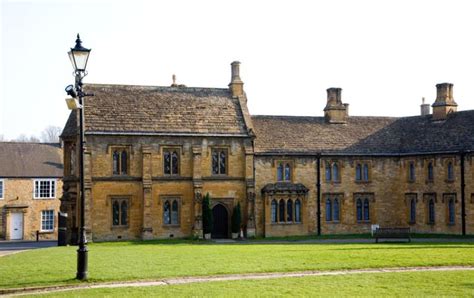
[363,198,370,221]
[284,163,291,181]
[325,198,332,221]
[333,198,340,221]
[271,200,277,223]
[448,199,455,224]
[163,201,171,225]
[363,164,369,181]
[279,199,285,223]
[287,199,293,222]
[355,164,362,181]
[333,163,339,182]
[447,162,454,181]
[410,198,416,223]
[171,200,179,224]
[112,200,120,225]
[113,150,120,175]
[427,162,434,181]
[295,199,301,223]
[277,163,284,181]
[428,199,435,224]
[409,162,416,181]
[325,163,332,182]
[356,199,362,221]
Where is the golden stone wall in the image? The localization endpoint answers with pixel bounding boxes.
[0,178,62,240]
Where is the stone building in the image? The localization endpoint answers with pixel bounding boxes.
[60,62,474,242]
[0,142,63,240]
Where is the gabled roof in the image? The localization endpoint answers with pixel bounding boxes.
[252,110,474,155]
[62,84,251,137]
[0,142,63,178]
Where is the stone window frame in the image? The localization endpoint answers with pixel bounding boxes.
[442,193,457,226]
[162,146,181,176]
[446,159,455,183]
[324,193,343,223]
[426,160,435,183]
[110,196,130,228]
[211,147,229,176]
[275,160,294,182]
[33,179,56,199]
[325,161,341,184]
[40,209,55,232]
[405,193,418,224]
[354,193,374,223]
[110,145,131,176]
[269,196,303,225]
[423,193,437,225]
[0,179,4,199]
[407,161,416,183]
[160,196,182,227]
[354,162,370,183]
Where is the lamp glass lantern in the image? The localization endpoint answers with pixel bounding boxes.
[68,34,91,72]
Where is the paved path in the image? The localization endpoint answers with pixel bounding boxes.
[0,241,57,257]
[3,265,474,296]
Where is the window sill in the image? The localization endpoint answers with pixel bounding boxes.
[325,181,341,185]
[326,221,340,224]
[271,222,302,225]
[33,197,56,200]
[445,179,455,183]
[39,230,54,234]
[356,220,371,224]
[407,180,416,184]
[355,180,370,184]
[427,222,435,226]
[447,223,456,226]
[408,221,416,225]
[111,225,129,229]
[425,180,434,184]
[163,224,180,228]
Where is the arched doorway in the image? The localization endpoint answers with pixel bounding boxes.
[211,204,229,239]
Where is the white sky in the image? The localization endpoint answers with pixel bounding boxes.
[1,0,474,140]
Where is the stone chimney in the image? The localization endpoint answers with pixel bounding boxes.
[420,97,430,116]
[229,61,244,97]
[432,83,457,120]
[324,88,348,124]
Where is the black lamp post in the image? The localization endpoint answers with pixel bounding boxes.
[65,34,91,280]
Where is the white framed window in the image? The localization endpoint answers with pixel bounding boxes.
[0,179,4,199]
[34,179,56,199]
[41,210,54,232]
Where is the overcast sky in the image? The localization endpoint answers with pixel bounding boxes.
[1,0,474,140]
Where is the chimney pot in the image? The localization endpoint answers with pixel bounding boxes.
[432,83,458,120]
[324,87,347,124]
[229,61,244,97]
[420,97,430,116]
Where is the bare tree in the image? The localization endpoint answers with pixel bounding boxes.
[41,126,62,143]
[14,134,41,142]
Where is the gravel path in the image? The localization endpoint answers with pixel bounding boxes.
[3,265,474,296]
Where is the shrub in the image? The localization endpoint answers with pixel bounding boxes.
[231,202,241,234]
[202,193,213,234]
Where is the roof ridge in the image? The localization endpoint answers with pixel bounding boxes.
[84,83,229,92]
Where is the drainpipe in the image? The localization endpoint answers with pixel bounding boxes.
[317,153,321,236]
[460,151,466,235]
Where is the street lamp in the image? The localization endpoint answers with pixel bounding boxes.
[65,34,91,281]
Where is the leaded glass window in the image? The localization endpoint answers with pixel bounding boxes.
[271,200,277,223]
[325,162,332,182]
[333,163,339,181]
[164,149,180,175]
[212,149,227,175]
[279,199,285,223]
[112,149,128,175]
[326,198,332,221]
[363,164,369,181]
[428,199,435,224]
[410,198,416,223]
[409,162,416,181]
[171,200,179,224]
[41,210,54,231]
[112,198,129,226]
[277,163,284,181]
[295,199,301,223]
[448,199,455,224]
[363,199,370,220]
[356,199,362,221]
[447,162,454,181]
[276,162,291,182]
[333,198,340,221]
[427,162,434,181]
[355,164,362,181]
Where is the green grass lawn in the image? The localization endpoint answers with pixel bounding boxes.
[35,270,474,297]
[1,241,473,289]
